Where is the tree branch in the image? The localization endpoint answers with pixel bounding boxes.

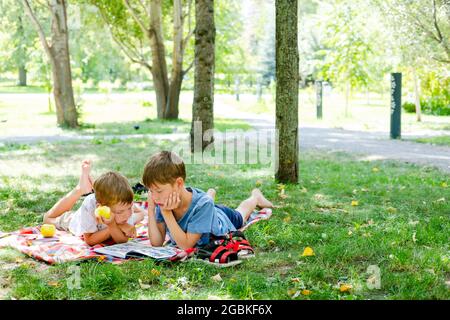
[182,59,194,77]
[97,6,152,72]
[123,0,151,39]
[432,0,450,58]
[182,0,194,51]
[21,0,52,59]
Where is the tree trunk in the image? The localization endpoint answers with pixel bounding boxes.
[23,0,78,128]
[275,0,299,184]
[165,0,184,119]
[149,0,170,119]
[18,65,27,86]
[413,67,422,122]
[345,81,350,117]
[190,0,215,152]
[235,76,240,101]
[49,0,77,127]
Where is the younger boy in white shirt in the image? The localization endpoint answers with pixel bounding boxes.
[43,160,145,246]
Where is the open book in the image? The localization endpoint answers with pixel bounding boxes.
[93,240,179,260]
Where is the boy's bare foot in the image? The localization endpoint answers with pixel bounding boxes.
[206,188,216,201]
[78,160,93,194]
[251,188,274,209]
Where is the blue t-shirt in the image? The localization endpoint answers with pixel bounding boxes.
[155,187,236,247]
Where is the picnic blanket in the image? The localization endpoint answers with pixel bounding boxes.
[0,205,272,265]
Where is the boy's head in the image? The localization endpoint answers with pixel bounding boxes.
[142,151,186,207]
[93,171,134,224]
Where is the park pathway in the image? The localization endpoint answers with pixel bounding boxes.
[1,120,449,173]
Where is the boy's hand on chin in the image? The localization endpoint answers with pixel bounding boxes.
[161,192,181,213]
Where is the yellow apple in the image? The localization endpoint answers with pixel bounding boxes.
[95,206,111,219]
[41,224,56,238]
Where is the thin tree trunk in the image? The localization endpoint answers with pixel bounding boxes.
[149,0,170,119]
[190,0,215,152]
[345,81,350,117]
[235,76,240,101]
[165,0,184,119]
[413,67,422,122]
[22,0,78,127]
[275,0,299,183]
[17,16,27,87]
[18,65,27,86]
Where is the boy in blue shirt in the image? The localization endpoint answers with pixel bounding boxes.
[142,151,273,249]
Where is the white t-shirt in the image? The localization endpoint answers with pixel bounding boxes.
[69,194,138,237]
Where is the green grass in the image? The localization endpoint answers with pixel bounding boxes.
[0,138,449,300]
[412,136,450,147]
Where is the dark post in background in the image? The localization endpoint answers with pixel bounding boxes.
[316,80,323,119]
[390,73,402,139]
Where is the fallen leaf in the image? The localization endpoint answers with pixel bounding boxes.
[300,187,308,193]
[436,197,445,203]
[151,268,161,276]
[291,277,301,283]
[351,200,359,206]
[287,288,297,297]
[301,289,312,295]
[48,281,59,287]
[372,167,379,172]
[339,284,352,293]
[301,246,315,257]
[283,216,291,223]
[279,188,289,199]
[255,180,263,187]
[348,230,353,236]
[211,273,223,282]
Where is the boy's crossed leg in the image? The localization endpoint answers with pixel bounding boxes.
[43,160,93,225]
[207,187,273,224]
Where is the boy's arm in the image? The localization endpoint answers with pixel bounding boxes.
[83,228,111,246]
[162,213,202,249]
[106,221,129,244]
[147,192,166,246]
[84,222,129,246]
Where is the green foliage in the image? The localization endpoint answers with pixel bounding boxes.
[402,102,416,113]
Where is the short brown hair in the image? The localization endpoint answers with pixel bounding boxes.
[142,151,186,187]
[93,171,134,206]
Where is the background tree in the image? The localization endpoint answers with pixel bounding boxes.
[275,0,299,184]
[90,0,195,119]
[0,0,37,86]
[190,0,215,152]
[374,0,450,120]
[22,0,78,128]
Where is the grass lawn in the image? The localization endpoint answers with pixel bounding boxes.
[0,137,449,300]
[412,136,450,147]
